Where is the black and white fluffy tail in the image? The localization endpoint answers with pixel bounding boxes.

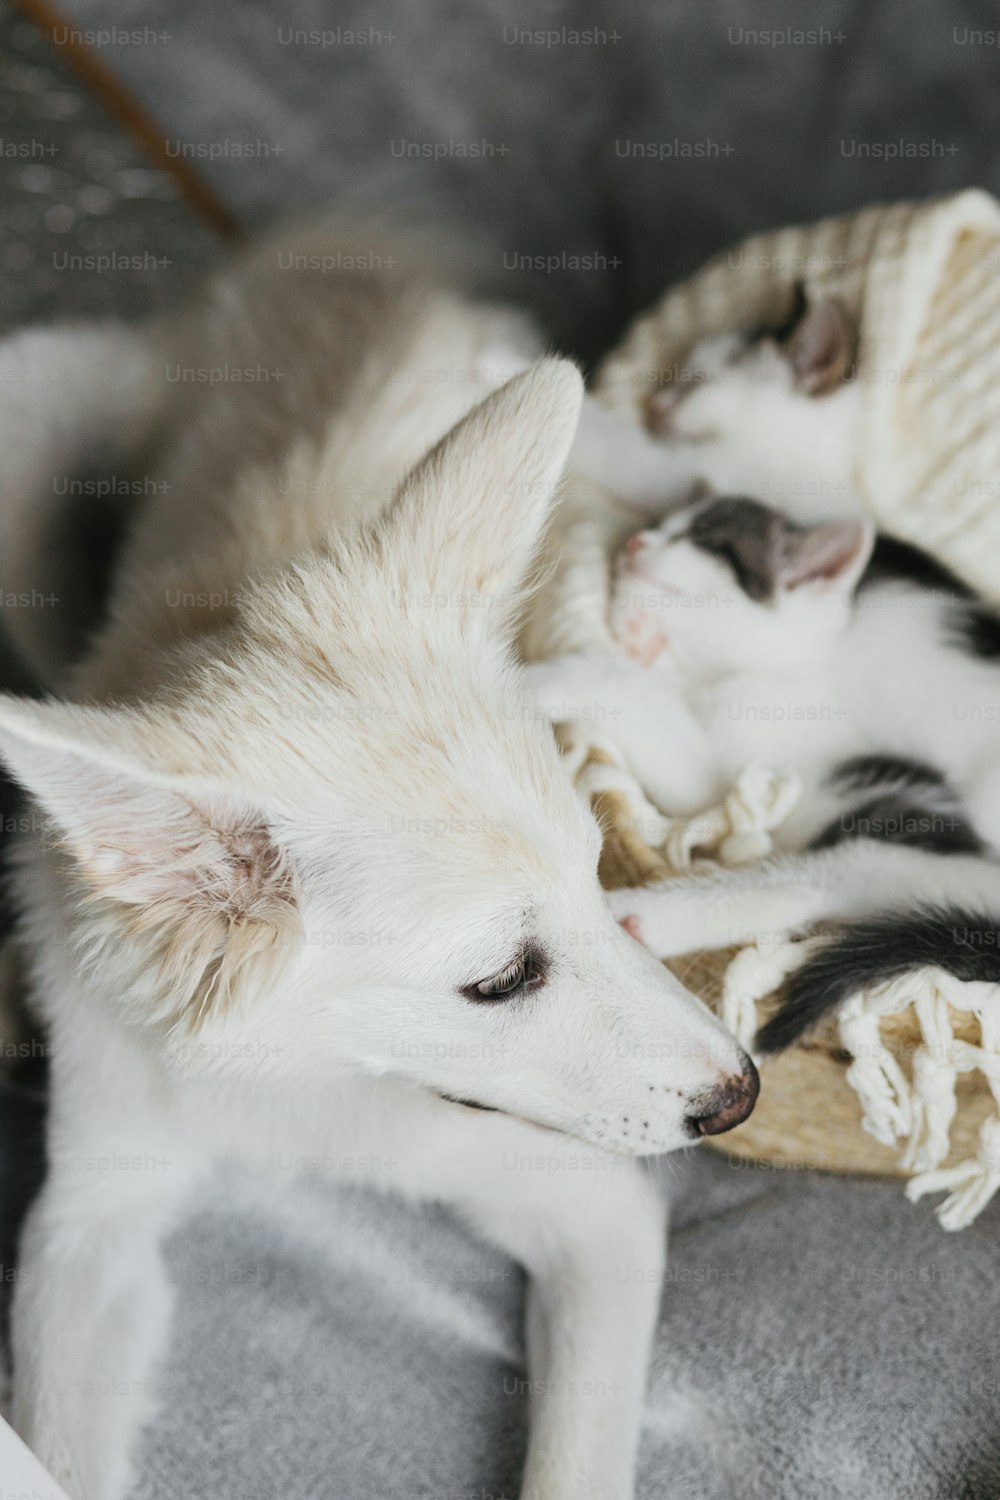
[757,905,1000,1053]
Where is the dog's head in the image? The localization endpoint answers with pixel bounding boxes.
[0,361,754,1154]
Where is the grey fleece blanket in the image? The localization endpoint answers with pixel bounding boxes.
[138,1152,1000,1499]
[3,0,1000,1494]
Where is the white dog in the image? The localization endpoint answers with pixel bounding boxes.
[0,225,756,1500]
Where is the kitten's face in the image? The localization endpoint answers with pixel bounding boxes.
[647,294,854,446]
[612,494,874,677]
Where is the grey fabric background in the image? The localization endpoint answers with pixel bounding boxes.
[0,7,217,333]
[2,2,1000,1495]
[51,0,1000,362]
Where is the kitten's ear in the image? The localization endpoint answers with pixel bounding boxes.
[786,297,853,396]
[778,519,875,596]
[686,478,714,505]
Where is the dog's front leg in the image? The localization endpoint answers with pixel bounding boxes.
[12,1149,200,1500]
[518,1178,665,1500]
[457,1127,666,1500]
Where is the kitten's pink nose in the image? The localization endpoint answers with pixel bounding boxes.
[648,388,677,435]
[626,533,648,554]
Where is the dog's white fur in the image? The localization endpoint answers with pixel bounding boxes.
[0,226,751,1499]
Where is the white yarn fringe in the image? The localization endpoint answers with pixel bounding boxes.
[842,969,1000,1229]
[721,935,814,1053]
[666,763,801,871]
[569,738,801,871]
[722,940,1000,1231]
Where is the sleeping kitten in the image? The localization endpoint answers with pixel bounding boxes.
[569,288,862,523]
[646,292,862,518]
[529,491,1000,1050]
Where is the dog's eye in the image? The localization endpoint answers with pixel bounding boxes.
[477,956,527,997]
[465,950,546,1002]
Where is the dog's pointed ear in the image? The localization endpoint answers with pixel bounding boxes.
[0,695,294,925]
[388,358,584,613]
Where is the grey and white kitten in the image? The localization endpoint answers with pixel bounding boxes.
[572,291,862,522]
[531,491,1000,1051]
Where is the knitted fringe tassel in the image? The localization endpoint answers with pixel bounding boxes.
[721,936,1000,1231]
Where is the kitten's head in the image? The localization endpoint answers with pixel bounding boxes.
[612,491,875,676]
[647,288,855,449]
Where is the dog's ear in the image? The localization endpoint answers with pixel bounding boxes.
[387,358,583,616]
[0,696,295,929]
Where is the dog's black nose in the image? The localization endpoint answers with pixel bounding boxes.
[686,1060,759,1137]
